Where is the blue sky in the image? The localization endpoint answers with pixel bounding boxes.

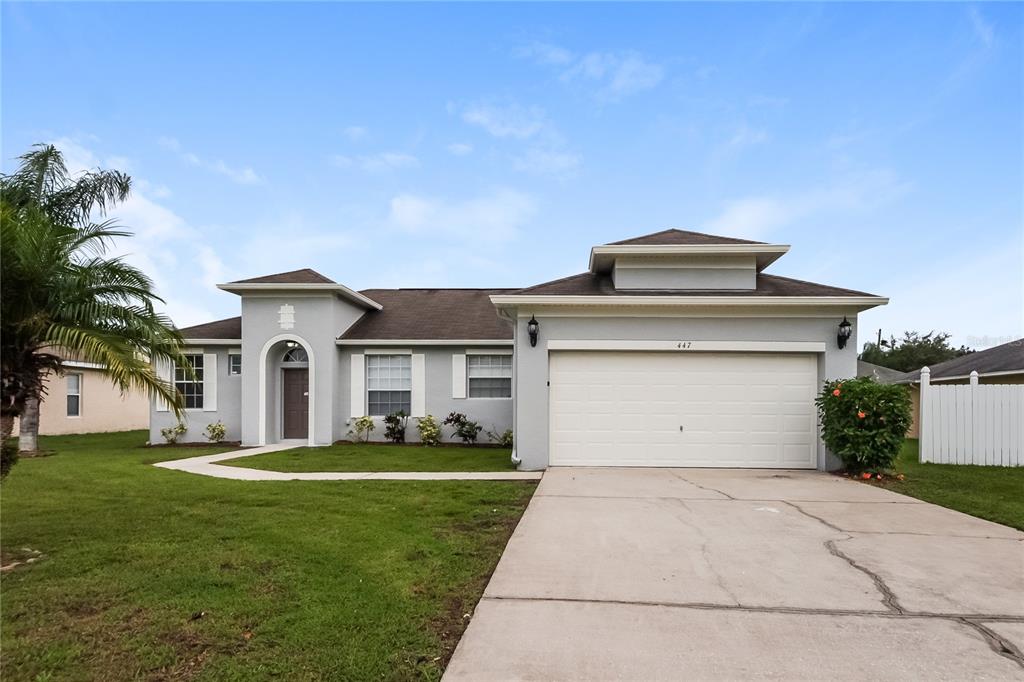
[3,2,1021,349]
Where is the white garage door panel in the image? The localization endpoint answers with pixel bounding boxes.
[549,351,818,468]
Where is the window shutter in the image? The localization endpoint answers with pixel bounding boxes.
[156,358,172,412]
[350,354,365,417]
[411,354,426,417]
[203,353,217,411]
[452,354,466,399]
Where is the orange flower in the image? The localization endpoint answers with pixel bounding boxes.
[861,472,872,480]
[857,411,866,419]
[832,388,841,397]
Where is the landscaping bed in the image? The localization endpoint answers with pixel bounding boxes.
[1,431,536,680]
[220,442,518,473]
[867,439,1024,530]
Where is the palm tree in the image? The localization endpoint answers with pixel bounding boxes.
[1,145,189,459]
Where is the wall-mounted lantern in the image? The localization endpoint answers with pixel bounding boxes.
[527,315,540,348]
[837,317,852,349]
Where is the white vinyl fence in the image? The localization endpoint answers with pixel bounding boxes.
[919,367,1023,466]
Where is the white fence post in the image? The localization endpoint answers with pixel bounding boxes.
[969,371,980,466]
[919,366,931,463]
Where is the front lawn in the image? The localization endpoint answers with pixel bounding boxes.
[871,439,1024,530]
[0,431,535,681]
[221,442,517,473]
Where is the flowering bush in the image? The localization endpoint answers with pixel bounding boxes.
[204,421,227,443]
[486,427,514,448]
[348,415,375,443]
[816,377,911,472]
[443,411,482,444]
[383,410,409,443]
[416,415,441,446]
[160,422,188,444]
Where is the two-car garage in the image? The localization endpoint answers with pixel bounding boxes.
[548,351,819,469]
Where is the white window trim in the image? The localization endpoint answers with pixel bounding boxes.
[66,373,82,418]
[365,354,413,416]
[175,353,206,412]
[228,352,242,375]
[364,348,413,355]
[466,354,513,400]
[465,348,513,355]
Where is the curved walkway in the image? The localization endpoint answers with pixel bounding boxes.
[153,443,544,481]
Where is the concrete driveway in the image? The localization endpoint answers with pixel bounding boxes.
[445,468,1024,681]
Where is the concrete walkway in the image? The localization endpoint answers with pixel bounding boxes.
[153,443,543,481]
[445,467,1024,680]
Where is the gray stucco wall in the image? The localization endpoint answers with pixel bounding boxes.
[511,313,859,471]
[612,255,757,290]
[149,345,242,444]
[336,346,514,444]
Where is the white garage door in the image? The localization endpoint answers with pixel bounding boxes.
[549,351,818,468]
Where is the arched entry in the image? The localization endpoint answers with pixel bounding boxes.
[258,334,316,446]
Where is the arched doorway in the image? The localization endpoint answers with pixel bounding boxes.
[258,334,316,446]
[280,346,309,439]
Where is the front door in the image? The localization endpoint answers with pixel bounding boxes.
[282,368,309,439]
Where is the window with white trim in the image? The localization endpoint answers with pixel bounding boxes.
[467,355,512,398]
[175,354,204,409]
[228,353,242,375]
[366,354,411,416]
[66,373,82,416]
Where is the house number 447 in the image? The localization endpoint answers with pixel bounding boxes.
[676,341,693,349]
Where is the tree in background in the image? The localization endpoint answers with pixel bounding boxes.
[860,331,972,373]
[1,144,189,467]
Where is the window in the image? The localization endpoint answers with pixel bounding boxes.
[468,355,512,398]
[282,346,308,363]
[175,354,204,409]
[228,353,242,375]
[366,354,411,416]
[66,374,82,416]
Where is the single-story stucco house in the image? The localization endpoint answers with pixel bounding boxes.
[150,229,887,470]
[890,338,1024,438]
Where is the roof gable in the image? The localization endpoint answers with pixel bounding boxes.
[609,229,766,246]
[231,268,335,284]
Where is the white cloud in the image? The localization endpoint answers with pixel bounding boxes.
[968,7,994,48]
[330,151,419,172]
[512,148,581,178]
[461,101,547,139]
[447,142,474,156]
[703,169,911,240]
[514,41,574,66]
[387,188,536,243]
[726,124,769,150]
[342,125,368,141]
[156,136,265,185]
[517,41,664,101]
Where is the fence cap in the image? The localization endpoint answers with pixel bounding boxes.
[920,366,930,375]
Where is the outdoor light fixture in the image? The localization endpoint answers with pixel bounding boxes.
[837,317,852,349]
[527,315,540,347]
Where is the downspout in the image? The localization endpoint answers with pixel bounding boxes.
[501,305,522,467]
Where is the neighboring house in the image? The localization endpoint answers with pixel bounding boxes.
[857,359,904,384]
[15,359,149,436]
[892,338,1024,438]
[151,229,887,470]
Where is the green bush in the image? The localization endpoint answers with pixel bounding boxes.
[816,377,911,472]
[160,422,187,444]
[348,416,375,443]
[204,421,227,443]
[1,438,18,480]
[486,427,514,448]
[383,411,409,443]
[416,415,441,446]
[443,412,482,444]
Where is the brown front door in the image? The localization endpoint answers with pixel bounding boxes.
[282,368,309,439]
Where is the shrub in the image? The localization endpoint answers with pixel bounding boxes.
[816,377,911,473]
[416,415,441,446]
[204,421,227,443]
[1,439,18,480]
[443,411,482,444]
[383,410,409,443]
[348,415,375,443]
[486,427,514,448]
[160,422,188,444]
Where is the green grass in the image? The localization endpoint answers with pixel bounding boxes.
[0,431,536,681]
[870,439,1024,530]
[221,443,517,473]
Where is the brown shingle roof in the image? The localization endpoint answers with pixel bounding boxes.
[340,289,514,340]
[608,228,766,246]
[230,268,335,284]
[513,272,877,297]
[179,316,241,339]
[895,338,1024,383]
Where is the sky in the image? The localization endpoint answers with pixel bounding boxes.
[2,2,1021,350]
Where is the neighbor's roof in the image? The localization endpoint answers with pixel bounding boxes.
[510,271,878,298]
[179,316,242,340]
[608,228,766,246]
[895,338,1024,383]
[229,268,335,285]
[339,289,515,341]
[857,360,904,384]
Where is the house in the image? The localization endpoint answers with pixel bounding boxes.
[891,338,1024,438]
[150,229,887,470]
[857,359,904,383]
[15,357,149,436]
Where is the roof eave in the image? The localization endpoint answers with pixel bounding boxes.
[336,338,513,346]
[182,338,241,345]
[587,244,792,274]
[216,282,383,310]
[491,294,888,312]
